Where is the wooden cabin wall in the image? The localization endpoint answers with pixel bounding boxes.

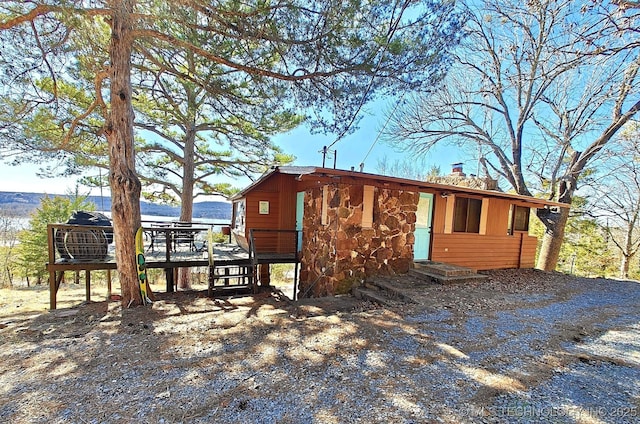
[519,232,537,268]
[238,174,300,253]
[277,174,296,230]
[245,191,280,251]
[238,171,548,287]
[485,198,511,236]
[276,174,297,253]
[431,193,447,233]
[428,194,534,269]
[431,232,538,270]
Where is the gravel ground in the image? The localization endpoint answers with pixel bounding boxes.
[0,269,639,424]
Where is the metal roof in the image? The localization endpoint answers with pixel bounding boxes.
[233,166,569,208]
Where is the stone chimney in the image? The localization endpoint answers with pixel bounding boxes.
[451,163,465,177]
[426,162,499,191]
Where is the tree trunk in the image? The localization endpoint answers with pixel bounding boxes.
[536,206,570,271]
[620,255,630,279]
[619,225,636,279]
[105,0,143,307]
[177,127,196,290]
[536,174,575,272]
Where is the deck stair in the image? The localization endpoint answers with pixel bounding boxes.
[410,261,488,284]
[208,261,255,296]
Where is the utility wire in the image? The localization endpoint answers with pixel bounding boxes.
[324,2,409,152]
[360,91,407,169]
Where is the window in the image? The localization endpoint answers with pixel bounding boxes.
[453,197,482,233]
[511,205,530,232]
[233,199,246,232]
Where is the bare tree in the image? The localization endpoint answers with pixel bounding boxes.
[376,156,440,181]
[589,123,640,278]
[386,0,640,270]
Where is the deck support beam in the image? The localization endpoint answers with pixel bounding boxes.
[85,270,91,302]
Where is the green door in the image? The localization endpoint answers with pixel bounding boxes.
[414,193,434,261]
[296,191,304,251]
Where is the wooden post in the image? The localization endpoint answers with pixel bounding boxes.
[166,268,174,292]
[85,270,91,302]
[293,261,299,301]
[49,270,57,310]
[259,264,270,287]
[47,224,58,310]
[107,269,112,299]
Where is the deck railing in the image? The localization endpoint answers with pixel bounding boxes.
[46,221,223,265]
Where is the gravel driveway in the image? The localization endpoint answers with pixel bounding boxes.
[0,269,638,423]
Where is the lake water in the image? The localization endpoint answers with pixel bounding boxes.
[11,214,231,232]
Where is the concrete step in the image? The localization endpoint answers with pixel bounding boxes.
[364,279,416,303]
[409,267,488,284]
[413,261,477,277]
[352,287,401,307]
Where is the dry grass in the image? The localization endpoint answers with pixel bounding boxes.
[0,280,185,316]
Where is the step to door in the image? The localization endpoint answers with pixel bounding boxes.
[409,267,488,284]
[413,261,477,277]
[352,287,401,307]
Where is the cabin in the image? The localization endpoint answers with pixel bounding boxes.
[230,166,568,297]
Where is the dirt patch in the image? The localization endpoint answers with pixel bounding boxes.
[1,270,639,423]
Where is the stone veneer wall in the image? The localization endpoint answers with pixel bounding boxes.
[299,183,418,297]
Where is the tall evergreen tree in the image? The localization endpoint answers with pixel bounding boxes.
[1,0,464,306]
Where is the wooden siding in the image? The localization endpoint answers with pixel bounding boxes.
[431,232,538,270]
[276,173,296,230]
[239,172,543,269]
[237,174,299,254]
[485,198,511,236]
[245,191,280,251]
[431,193,447,233]
[518,232,537,268]
[276,174,297,252]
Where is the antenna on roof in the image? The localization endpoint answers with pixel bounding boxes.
[320,146,337,169]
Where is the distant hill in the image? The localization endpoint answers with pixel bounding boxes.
[0,191,232,221]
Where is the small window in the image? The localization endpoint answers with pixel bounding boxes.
[233,199,246,232]
[511,205,530,232]
[453,197,482,233]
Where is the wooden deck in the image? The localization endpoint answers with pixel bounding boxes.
[46,222,299,309]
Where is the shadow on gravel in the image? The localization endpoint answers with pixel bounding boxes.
[1,271,639,424]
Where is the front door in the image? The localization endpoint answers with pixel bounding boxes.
[296,191,304,252]
[414,193,434,261]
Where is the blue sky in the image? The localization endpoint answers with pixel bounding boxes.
[274,108,463,175]
[0,101,465,198]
